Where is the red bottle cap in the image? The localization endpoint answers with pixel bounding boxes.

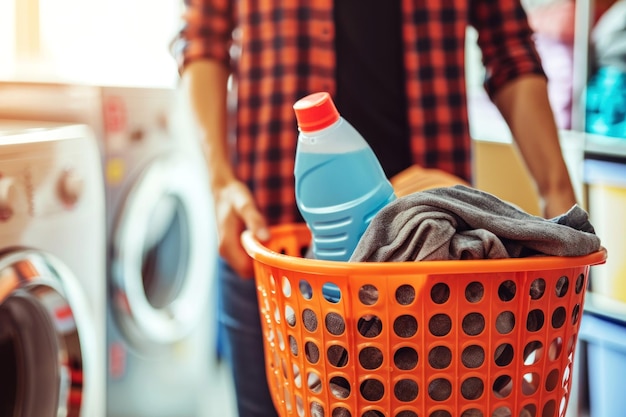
[293,92,340,132]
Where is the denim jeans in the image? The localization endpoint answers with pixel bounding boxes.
[217,257,279,417]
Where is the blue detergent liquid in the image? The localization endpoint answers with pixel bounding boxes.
[295,147,396,263]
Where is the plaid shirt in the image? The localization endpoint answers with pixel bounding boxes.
[172,0,545,226]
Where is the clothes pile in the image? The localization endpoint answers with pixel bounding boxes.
[350,185,601,262]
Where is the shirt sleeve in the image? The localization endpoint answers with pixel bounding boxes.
[170,0,235,74]
[469,0,546,98]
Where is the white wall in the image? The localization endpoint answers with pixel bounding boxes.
[0,0,16,77]
[2,0,184,87]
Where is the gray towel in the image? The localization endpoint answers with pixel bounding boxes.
[350,185,601,262]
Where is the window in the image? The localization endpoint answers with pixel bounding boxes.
[2,0,184,87]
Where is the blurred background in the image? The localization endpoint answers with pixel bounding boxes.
[1,0,625,416]
[0,1,237,417]
[0,0,181,86]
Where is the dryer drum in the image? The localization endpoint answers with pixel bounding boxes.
[0,252,89,417]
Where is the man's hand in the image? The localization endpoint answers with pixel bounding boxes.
[540,186,577,219]
[213,179,270,278]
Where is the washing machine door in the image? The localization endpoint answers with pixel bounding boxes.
[0,250,94,417]
[111,151,212,349]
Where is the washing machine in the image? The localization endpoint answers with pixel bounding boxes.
[0,120,106,417]
[0,82,218,417]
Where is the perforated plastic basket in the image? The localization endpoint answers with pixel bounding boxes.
[241,223,607,417]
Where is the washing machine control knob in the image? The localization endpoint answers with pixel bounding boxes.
[0,176,16,221]
[57,169,84,208]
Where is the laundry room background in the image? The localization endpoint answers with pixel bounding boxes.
[1,1,624,417]
[0,1,238,416]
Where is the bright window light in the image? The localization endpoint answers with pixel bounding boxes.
[5,0,184,87]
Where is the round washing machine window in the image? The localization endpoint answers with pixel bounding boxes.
[111,151,214,349]
[140,193,189,310]
[0,250,93,417]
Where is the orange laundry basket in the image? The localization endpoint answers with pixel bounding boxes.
[241,223,607,417]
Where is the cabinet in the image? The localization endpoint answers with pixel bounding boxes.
[569,2,626,416]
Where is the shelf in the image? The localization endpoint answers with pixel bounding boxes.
[584,132,626,160]
[584,291,626,325]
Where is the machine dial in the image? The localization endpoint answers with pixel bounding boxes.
[0,176,16,221]
[57,168,84,208]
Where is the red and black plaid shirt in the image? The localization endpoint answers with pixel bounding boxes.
[172,0,545,226]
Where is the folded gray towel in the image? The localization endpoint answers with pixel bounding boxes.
[350,185,601,262]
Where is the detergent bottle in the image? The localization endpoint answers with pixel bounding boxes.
[293,92,396,262]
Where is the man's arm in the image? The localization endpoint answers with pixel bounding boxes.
[172,0,269,277]
[181,60,269,277]
[493,74,577,218]
[182,60,232,191]
[469,0,577,217]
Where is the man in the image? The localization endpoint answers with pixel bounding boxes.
[171,1,577,415]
